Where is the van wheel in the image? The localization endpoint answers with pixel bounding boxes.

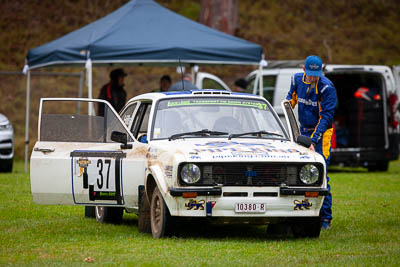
[150,186,173,238]
[138,187,151,233]
[0,158,13,172]
[291,218,321,238]
[368,161,389,172]
[95,206,123,223]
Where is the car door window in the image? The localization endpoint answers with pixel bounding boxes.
[131,103,152,139]
[120,103,138,127]
[40,100,133,143]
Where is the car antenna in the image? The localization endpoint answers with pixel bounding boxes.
[179,58,184,90]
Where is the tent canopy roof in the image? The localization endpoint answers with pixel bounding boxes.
[27,0,263,69]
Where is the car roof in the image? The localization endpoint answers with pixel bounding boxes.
[126,89,264,104]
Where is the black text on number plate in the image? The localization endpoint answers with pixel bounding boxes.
[235,203,266,213]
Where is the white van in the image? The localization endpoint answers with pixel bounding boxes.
[245,63,400,171]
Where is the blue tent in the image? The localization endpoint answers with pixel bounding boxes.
[23,0,265,173]
[26,0,263,69]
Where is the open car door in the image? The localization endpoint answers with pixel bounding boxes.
[30,98,146,208]
[281,101,300,142]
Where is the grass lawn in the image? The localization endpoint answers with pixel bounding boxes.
[1,159,399,266]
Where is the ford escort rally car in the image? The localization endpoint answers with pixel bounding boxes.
[30,90,328,238]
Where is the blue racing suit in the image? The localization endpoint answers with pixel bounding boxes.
[286,72,337,221]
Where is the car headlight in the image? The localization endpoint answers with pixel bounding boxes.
[0,122,11,131]
[299,164,319,184]
[181,163,201,184]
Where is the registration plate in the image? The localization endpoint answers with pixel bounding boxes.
[235,203,266,213]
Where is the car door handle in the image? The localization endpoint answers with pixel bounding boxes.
[34,147,55,153]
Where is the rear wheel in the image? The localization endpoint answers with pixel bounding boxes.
[95,206,123,223]
[150,186,173,238]
[368,161,389,172]
[291,218,321,238]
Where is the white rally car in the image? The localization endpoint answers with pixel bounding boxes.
[30,90,328,238]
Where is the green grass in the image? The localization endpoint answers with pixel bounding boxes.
[1,160,400,266]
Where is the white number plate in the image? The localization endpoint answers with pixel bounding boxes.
[235,203,266,213]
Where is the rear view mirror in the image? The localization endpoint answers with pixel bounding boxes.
[297,135,312,148]
[111,131,127,145]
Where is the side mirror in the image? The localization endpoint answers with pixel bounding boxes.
[297,135,312,148]
[111,131,127,144]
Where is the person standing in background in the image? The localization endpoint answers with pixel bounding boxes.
[233,78,248,93]
[153,75,171,92]
[97,68,127,116]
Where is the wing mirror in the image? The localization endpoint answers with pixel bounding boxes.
[297,135,312,148]
[111,131,132,149]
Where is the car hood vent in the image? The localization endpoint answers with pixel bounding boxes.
[193,91,231,95]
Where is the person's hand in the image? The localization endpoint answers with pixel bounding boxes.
[309,143,315,151]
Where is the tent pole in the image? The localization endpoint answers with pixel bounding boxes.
[24,70,31,173]
[258,54,268,97]
[77,71,84,114]
[86,58,93,115]
[258,61,263,97]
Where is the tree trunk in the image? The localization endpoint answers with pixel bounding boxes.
[200,0,238,35]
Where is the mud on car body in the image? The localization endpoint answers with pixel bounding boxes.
[30,90,328,238]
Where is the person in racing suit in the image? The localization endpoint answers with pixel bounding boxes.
[286,55,337,230]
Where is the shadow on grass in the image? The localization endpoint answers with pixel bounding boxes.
[153,219,300,241]
[120,215,138,227]
[86,213,312,241]
[328,167,368,173]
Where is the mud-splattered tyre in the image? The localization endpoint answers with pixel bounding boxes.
[291,218,321,238]
[95,206,123,224]
[150,186,173,238]
[138,187,151,233]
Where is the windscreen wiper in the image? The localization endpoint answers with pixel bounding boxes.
[228,130,283,140]
[169,129,228,141]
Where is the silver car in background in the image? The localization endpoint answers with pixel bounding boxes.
[0,114,13,172]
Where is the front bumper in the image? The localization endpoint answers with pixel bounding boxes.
[166,186,325,218]
[0,130,14,159]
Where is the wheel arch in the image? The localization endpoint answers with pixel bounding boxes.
[145,174,157,203]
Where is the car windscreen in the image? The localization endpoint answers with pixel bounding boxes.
[151,97,288,140]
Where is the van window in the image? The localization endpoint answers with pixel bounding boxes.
[202,78,226,90]
[250,75,277,104]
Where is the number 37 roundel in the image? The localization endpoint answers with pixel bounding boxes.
[71,150,126,205]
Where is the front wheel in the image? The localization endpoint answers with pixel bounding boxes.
[95,206,123,224]
[150,186,173,238]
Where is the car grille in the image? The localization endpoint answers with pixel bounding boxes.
[0,148,12,155]
[178,162,323,187]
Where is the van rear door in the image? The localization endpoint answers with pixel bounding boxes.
[324,65,390,149]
